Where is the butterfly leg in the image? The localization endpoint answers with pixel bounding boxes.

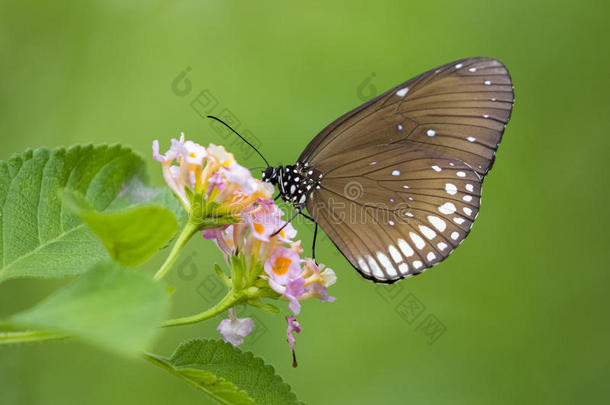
[270,206,303,237]
[296,212,318,262]
[312,222,318,261]
[299,212,315,222]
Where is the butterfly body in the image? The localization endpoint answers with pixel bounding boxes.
[263,57,514,283]
[262,164,323,207]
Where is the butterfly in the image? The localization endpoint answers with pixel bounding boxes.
[214,57,514,283]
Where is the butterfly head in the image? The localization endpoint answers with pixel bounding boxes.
[261,166,280,185]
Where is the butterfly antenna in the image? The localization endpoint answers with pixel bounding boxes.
[206,115,270,167]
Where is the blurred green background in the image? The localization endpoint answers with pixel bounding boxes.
[1,0,609,404]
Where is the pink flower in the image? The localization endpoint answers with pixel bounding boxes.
[152,134,190,207]
[208,144,232,165]
[177,140,208,166]
[224,162,258,194]
[265,247,302,286]
[245,208,277,243]
[203,225,234,256]
[217,308,254,346]
[284,278,305,314]
[276,221,297,244]
[202,225,229,239]
[255,197,275,210]
[153,133,184,162]
[264,205,297,243]
[300,259,337,303]
[152,135,272,213]
[290,241,304,255]
[264,246,308,314]
[286,316,302,368]
[207,172,226,195]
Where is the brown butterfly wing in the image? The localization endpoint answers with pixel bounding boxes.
[300,57,513,282]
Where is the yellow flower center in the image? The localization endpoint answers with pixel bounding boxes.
[273,257,292,276]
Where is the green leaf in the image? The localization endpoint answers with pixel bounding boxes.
[146,339,303,405]
[63,190,178,267]
[0,145,180,283]
[147,356,256,405]
[7,262,168,355]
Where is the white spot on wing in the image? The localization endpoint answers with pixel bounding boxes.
[467,136,476,142]
[427,252,436,261]
[366,255,384,279]
[455,63,463,69]
[409,232,426,249]
[419,225,436,240]
[451,232,459,240]
[392,170,400,176]
[463,195,473,202]
[413,260,423,269]
[469,67,477,72]
[466,184,474,192]
[396,87,409,97]
[428,215,447,232]
[437,242,448,251]
[398,263,409,274]
[454,217,465,225]
[439,202,457,215]
[377,252,397,277]
[427,129,436,137]
[445,183,457,195]
[456,171,466,177]
[358,257,370,274]
[432,165,442,172]
[463,207,473,216]
[388,245,403,263]
[484,80,491,85]
[370,161,377,166]
[397,124,403,131]
[397,238,414,257]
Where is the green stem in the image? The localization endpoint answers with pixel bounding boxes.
[0,330,68,345]
[162,290,243,328]
[154,221,199,281]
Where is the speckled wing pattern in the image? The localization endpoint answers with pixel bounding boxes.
[300,57,514,283]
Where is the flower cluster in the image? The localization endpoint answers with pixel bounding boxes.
[153,133,274,223]
[203,192,337,351]
[153,134,337,362]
